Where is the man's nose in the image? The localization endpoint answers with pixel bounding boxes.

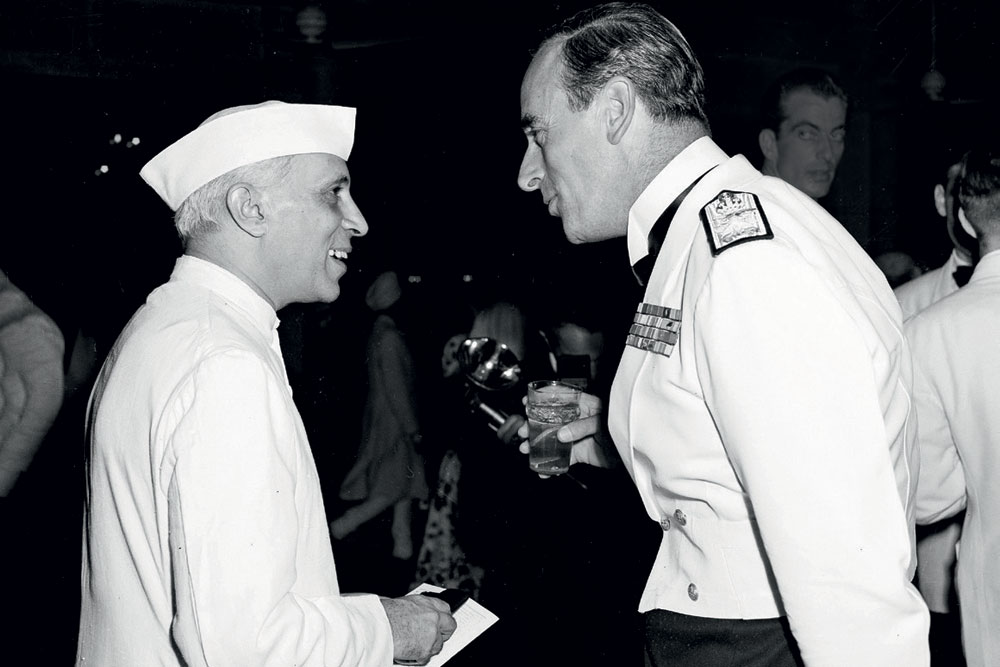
[343,197,368,237]
[817,135,834,162]
[517,146,544,192]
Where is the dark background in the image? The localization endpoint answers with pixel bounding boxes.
[1,1,998,663]
[3,0,1000,335]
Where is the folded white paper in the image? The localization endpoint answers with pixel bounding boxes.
[404,583,499,666]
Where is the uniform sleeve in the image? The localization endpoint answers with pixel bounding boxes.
[694,242,929,666]
[905,319,967,523]
[166,351,393,667]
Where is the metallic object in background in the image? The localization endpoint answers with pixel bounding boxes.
[457,337,522,429]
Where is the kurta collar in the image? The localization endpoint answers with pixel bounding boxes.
[627,136,729,266]
[170,255,280,335]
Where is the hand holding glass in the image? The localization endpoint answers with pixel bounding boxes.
[526,380,581,475]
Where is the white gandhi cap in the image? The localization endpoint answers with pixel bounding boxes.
[140,100,356,211]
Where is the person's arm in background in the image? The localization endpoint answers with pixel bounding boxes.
[0,281,65,497]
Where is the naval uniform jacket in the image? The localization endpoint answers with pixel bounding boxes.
[907,249,1000,667]
[609,137,929,665]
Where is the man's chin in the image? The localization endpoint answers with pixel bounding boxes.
[561,219,587,244]
[314,280,342,304]
[797,181,831,200]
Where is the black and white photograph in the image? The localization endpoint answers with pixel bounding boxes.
[1,1,998,665]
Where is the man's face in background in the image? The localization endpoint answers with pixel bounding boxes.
[760,88,847,199]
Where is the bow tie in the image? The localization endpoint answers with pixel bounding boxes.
[952,265,974,288]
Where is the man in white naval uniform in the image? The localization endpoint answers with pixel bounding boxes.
[907,148,1000,667]
[76,101,455,666]
[516,4,929,665]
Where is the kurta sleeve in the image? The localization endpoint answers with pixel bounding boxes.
[693,242,929,666]
[166,350,393,667]
[906,320,967,524]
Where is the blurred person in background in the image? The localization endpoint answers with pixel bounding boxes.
[0,268,65,499]
[896,159,977,319]
[331,269,429,596]
[758,67,848,201]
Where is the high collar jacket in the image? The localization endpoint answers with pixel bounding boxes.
[609,137,929,666]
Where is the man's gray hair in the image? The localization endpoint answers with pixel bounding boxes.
[541,2,709,128]
[173,155,295,243]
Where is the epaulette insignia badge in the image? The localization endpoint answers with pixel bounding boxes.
[699,190,773,255]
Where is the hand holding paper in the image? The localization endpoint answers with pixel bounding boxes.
[400,583,499,666]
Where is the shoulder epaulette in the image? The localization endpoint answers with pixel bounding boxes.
[699,190,773,255]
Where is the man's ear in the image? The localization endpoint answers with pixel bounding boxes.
[933,184,947,218]
[958,208,978,239]
[758,128,778,163]
[602,77,636,146]
[226,184,267,238]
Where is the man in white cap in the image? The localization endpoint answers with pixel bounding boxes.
[76,101,455,666]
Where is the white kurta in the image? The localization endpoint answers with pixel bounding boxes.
[895,249,972,322]
[77,255,393,666]
[907,249,1000,667]
[610,137,929,665]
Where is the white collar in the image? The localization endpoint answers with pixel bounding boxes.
[627,136,729,266]
[170,255,280,335]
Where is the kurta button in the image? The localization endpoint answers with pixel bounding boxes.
[687,583,699,601]
[659,517,671,530]
[674,509,687,526]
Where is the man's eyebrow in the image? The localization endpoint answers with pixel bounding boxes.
[323,174,350,189]
[521,113,542,132]
[788,120,821,131]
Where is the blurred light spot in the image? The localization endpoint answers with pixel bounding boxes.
[462,274,473,283]
[407,275,422,283]
[99,164,109,173]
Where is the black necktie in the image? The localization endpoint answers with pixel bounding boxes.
[952,265,974,288]
[632,167,716,286]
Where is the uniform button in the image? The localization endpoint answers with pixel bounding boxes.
[659,517,671,531]
[674,509,687,526]
[687,583,699,601]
